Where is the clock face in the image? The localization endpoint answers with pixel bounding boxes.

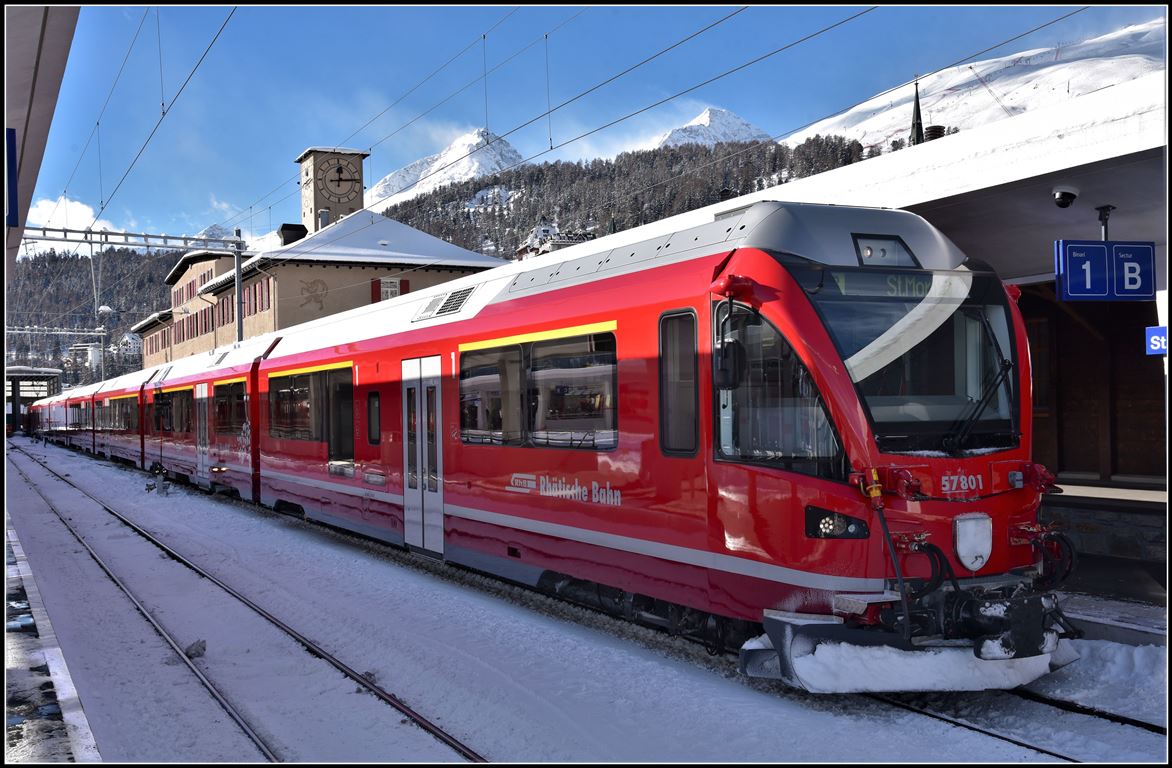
[316,157,360,204]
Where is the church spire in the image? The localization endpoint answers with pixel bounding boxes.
[910,80,925,146]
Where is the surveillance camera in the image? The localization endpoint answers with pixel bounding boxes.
[1052,185,1079,209]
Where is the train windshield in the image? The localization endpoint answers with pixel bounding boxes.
[714,303,845,479]
[787,261,1019,454]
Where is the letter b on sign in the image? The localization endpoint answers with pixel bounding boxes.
[1113,244,1155,298]
[1124,261,1142,290]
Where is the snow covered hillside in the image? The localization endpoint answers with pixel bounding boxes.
[783,18,1165,152]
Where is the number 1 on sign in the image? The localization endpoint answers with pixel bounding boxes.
[1081,259,1092,289]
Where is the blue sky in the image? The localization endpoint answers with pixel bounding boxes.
[28,4,1165,241]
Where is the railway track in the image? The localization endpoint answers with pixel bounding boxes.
[1003,687,1165,736]
[12,440,1163,762]
[246,473,1160,762]
[9,445,484,763]
[202,476,1162,762]
[866,693,1082,762]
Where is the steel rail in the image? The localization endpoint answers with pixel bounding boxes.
[7,455,280,762]
[11,444,485,763]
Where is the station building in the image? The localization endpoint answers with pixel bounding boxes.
[131,148,504,368]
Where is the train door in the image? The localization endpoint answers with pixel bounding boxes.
[401,356,444,555]
[196,382,210,485]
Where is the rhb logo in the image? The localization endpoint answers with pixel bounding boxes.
[506,473,537,494]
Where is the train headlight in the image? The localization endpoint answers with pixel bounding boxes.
[805,506,869,539]
[954,513,992,572]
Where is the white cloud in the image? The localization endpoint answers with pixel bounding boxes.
[209,194,236,215]
[26,196,116,232]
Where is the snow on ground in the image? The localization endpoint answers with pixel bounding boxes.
[5,437,1168,762]
[1027,640,1166,727]
[8,456,457,761]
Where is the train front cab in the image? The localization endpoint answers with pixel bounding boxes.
[711,208,1078,691]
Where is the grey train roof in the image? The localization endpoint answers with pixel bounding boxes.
[490,201,968,306]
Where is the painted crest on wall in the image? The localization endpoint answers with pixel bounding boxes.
[300,279,329,310]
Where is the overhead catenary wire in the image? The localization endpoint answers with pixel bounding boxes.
[252,3,1098,303]
[209,8,591,234]
[34,6,540,339]
[41,8,150,230]
[156,7,166,116]
[220,6,867,281]
[218,5,750,242]
[34,6,1097,349]
[209,6,524,232]
[214,8,588,234]
[586,6,1091,221]
[41,7,237,328]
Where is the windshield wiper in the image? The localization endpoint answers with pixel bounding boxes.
[942,308,1015,456]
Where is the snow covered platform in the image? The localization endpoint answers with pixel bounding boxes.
[6,525,100,761]
[1059,592,1166,647]
[1055,552,1166,647]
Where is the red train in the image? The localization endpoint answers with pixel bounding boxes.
[29,201,1079,692]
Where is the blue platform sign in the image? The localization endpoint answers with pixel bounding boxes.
[1055,240,1156,301]
[1147,326,1167,356]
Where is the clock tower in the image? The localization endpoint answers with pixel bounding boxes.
[296,147,370,232]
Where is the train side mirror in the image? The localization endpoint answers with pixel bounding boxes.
[716,339,747,390]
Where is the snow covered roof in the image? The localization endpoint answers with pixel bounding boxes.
[5,366,62,376]
[164,249,234,286]
[295,147,370,163]
[129,310,172,334]
[152,330,280,387]
[94,364,164,395]
[199,211,503,296]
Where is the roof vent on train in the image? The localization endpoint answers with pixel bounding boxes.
[412,285,477,322]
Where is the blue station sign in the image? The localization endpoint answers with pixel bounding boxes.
[1147,326,1167,356]
[1055,240,1156,301]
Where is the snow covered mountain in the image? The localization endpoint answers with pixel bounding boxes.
[654,107,772,148]
[192,223,235,242]
[782,18,1165,152]
[366,128,524,210]
[191,223,281,254]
